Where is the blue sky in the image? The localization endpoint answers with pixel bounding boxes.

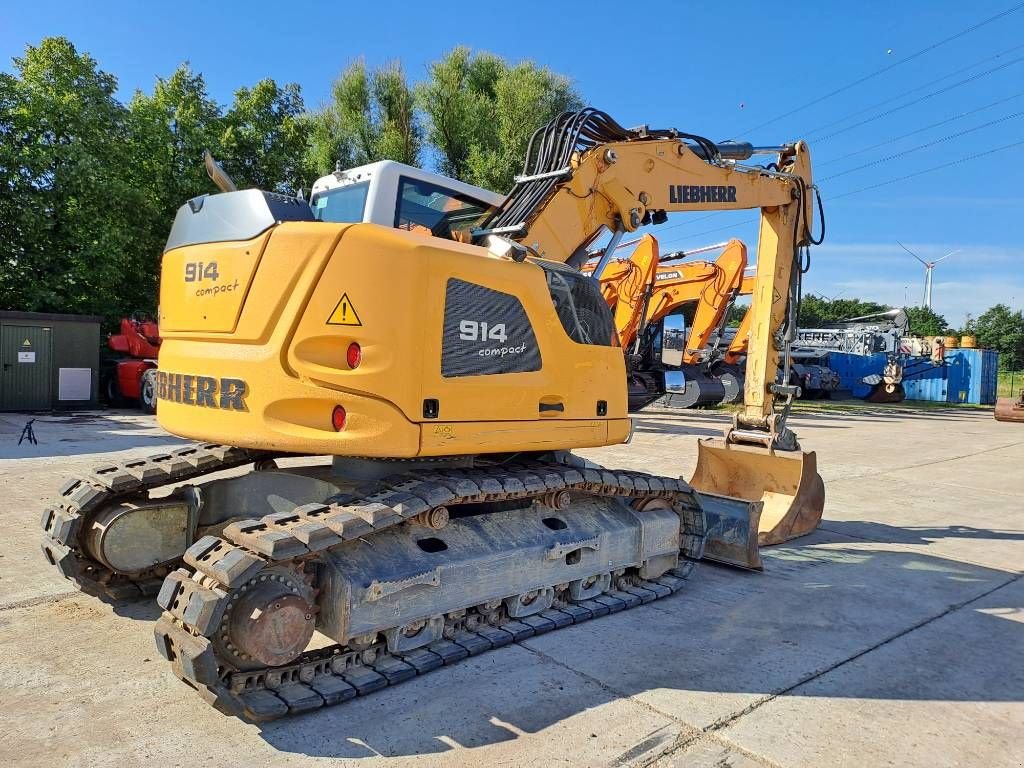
[3,0,1023,326]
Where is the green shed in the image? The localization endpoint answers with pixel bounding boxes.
[0,311,101,411]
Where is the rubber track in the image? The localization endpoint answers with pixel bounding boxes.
[39,443,271,599]
[153,460,707,721]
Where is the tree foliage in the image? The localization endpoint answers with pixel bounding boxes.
[126,63,224,284]
[221,79,309,192]
[305,59,421,172]
[797,294,890,327]
[0,37,150,322]
[903,306,952,337]
[973,304,1024,369]
[726,301,748,327]
[418,47,582,192]
[0,39,309,326]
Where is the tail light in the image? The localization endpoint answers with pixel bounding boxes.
[346,342,361,369]
[331,405,347,431]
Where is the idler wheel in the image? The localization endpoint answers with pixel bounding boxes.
[227,579,315,668]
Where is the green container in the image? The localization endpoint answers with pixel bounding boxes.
[0,311,101,411]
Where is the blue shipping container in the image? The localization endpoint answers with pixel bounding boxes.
[902,348,1000,404]
[825,352,889,398]
[827,348,999,404]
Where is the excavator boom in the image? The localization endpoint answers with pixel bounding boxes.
[479,109,826,567]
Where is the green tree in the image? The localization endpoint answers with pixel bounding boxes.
[974,304,1024,369]
[419,47,582,192]
[299,107,351,183]
[903,306,951,337]
[797,294,890,327]
[222,79,309,192]
[726,300,748,327]
[128,64,224,212]
[0,37,149,323]
[127,63,225,287]
[306,59,421,174]
[417,47,504,181]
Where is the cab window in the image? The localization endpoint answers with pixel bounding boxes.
[311,182,369,223]
[395,177,492,239]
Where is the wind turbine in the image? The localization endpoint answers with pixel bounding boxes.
[896,242,959,310]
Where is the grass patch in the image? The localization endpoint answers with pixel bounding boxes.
[998,370,1023,398]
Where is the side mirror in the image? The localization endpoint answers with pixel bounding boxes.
[660,313,686,367]
[664,369,686,393]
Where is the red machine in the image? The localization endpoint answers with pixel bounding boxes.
[103,312,160,412]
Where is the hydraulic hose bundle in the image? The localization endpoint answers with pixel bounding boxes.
[478,108,720,238]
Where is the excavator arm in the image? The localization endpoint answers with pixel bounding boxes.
[724,275,756,365]
[479,110,825,568]
[479,109,819,447]
[646,241,747,365]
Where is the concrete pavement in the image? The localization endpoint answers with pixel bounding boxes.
[0,404,1021,767]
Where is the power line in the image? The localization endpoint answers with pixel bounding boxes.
[816,89,1024,167]
[829,137,1024,199]
[813,52,1024,142]
[820,110,1024,181]
[736,2,1024,136]
[804,41,1024,140]
[655,138,1024,248]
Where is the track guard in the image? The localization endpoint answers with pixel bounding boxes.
[689,438,825,565]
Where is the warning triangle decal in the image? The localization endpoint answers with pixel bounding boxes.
[327,293,362,326]
[22,338,32,346]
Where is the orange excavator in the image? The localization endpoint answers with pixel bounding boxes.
[585,235,752,409]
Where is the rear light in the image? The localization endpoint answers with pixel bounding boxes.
[346,342,361,369]
[331,405,347,431]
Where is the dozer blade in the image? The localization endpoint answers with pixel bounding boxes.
[694,491,764,570]
[689,439,825,569]
[994,397,1024,423]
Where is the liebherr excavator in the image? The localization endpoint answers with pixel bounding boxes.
[585,235,753,409]
[40,109,824,720]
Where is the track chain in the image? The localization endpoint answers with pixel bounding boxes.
[40,443,274,599]
[154,459,707,720]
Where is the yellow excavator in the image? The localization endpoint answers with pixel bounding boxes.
[584,235,752,408]
[41,109,824,720]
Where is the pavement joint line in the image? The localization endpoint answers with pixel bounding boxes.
[0,590,81,614]
[518,637,701,732]
[646,570,1024,766]
[642,730,787,768]
[817,523,1024,575]
[710,570,1024,729]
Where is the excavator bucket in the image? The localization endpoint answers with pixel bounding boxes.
[865,382,905,404]
[689,439,825,569]
[994,396,1024,423]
